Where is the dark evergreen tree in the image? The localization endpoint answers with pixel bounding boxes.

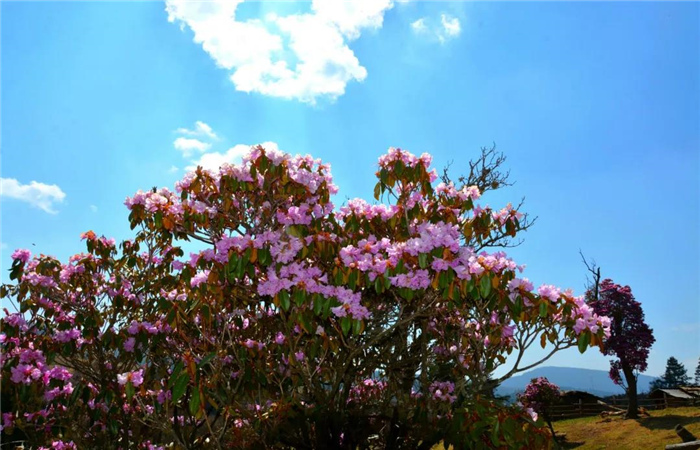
[694,357,700,386]
[650,357,691,390]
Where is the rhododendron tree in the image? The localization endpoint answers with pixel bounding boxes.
[1,146,610,449]
[517,377,560,442]
[587,279,654,419]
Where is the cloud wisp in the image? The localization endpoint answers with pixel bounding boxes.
[173,120,278,173]
[186,142,280,172]
[176,121,218,140]
[173,137,211,158]
[164,0,394,104]
[0,178,66,214]
[411,13,461,44]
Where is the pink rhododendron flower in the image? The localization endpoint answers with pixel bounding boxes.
[124,337,136,352]
[11,248,31,263]
[117,369,144,387]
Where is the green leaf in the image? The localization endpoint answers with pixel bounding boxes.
[197,352,217,369]
[109,419,119,436]
[373,183,382,200]
[172,373,190,403]
[374,276,384,293]
[189,387,201,416]
[299,313,312,334]
[438,272,447,289]
[353,319,364,335]
[418,253,428,269]
[578,332,590,354]
[479,275,492,298]
[293,289,306,306]
[279,290,291,311]
[168,361,184,388]
[313,296,323,315]
[348,270,357,289]
[539,302,548,318]
[125,382,135,400]
[341,317,351,336]
[512,296,523,317]
[288,225,304,238]
[154,212,163,228]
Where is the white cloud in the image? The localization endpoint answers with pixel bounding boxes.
[164,0,394,103]
[411,13,461,44]
[411,18,427,33]
[173,137,211,158]
[441,14,461,39]
[90,205,98,213]
[186,142,279,172]
[0,178,66,214]
[168,165,179,173]
[176,121,217,139]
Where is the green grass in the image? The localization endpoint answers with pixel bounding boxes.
[554,406,700,449]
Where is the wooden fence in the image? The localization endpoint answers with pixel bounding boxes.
[549,398,698,421]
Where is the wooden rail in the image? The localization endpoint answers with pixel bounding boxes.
[548,399,697,420]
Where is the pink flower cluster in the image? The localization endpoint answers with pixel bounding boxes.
[276,202,334,226]
[53,327,82,343]
[339,222,521,288]
[537,284,561,303]
[11,248,32,263]
[127,320,164,335]
[572,296,611,336]
[347,378,387,404]
[258,262,370,320]
[429,381,457,403]
[38,440,77,450]
[125,188,183,217]
[491,203,524,226]
[190,270,211,288]
[435,182,481,202]
[336,199,399,222]
[378,147,433,171]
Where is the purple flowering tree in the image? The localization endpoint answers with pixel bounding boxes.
[1,146,610,449]
[588,279,655,419]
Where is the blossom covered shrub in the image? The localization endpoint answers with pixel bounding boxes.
[1,146,610,449]
[517,377,561,440]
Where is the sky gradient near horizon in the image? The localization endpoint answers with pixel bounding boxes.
[1,1,698,378]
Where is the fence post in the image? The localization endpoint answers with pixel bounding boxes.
[664,393,668,409]
[579,399,583,417]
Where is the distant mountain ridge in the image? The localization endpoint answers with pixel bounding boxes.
[496,366,657,399]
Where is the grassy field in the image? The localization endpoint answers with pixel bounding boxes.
[554,406,700,449]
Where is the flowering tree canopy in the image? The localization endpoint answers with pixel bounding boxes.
[1,146,610,449]
[588,279,654,419]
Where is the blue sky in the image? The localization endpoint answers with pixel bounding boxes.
[1,1,698,379]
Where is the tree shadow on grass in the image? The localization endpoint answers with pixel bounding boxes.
[558,440,585,449]
[638,415,700,431]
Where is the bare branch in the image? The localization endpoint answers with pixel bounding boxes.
[579,250,601,301]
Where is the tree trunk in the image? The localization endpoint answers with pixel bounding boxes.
[622,364,639,419]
